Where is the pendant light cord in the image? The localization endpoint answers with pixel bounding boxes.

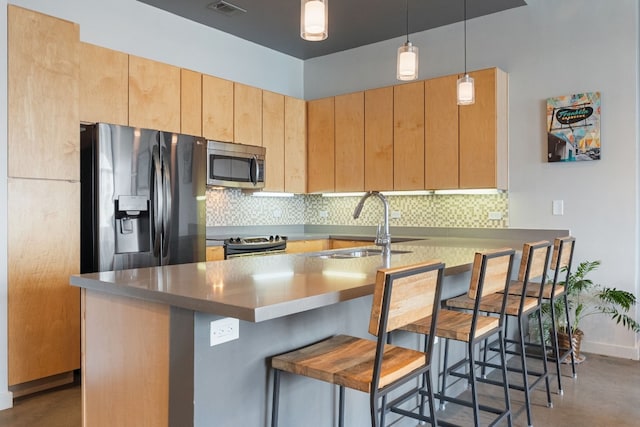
[406,0,410,43]
[463,0,467,73]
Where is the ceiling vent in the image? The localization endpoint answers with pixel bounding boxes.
[208,1,247,17]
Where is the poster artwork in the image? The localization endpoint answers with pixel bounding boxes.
[546,92,601,162]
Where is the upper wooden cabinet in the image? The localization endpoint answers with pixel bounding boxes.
[181,69,202,137]
[79,42,128,126]
[307,97,335,193]
[459,68,508,189]
[202,74,234,142]
[364,86,394,191]
[284,96,307,193]
[393,81,425,190]
[234,83,262,146]
[8,5,80,181]
[425,74,459,190]
[128,55,181,133]
[335,92,365,192]
[262,91,285,192]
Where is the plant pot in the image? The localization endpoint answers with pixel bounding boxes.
[557,328,585,363]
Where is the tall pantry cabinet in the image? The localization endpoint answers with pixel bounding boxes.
[7,5,81,391]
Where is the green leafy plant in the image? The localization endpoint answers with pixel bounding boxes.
[542,260,640,334]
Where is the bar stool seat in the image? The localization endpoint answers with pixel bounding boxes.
[462,240,554,427]
[401,248,516,427]
[270,260,446,427]
[505,236,577,395]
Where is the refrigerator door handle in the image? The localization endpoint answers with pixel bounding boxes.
[152,145,163,258]
[161,148,172,264]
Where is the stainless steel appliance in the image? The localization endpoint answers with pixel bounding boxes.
[224,236,287,259]
[206,140,265,189]
[80,123,207,273]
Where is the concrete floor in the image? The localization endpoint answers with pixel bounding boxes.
[0,353,638,426]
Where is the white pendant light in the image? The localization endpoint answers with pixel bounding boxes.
[457,0,475,105]
[301,0,328,41]
[397,0,418,81]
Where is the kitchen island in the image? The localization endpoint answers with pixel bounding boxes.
[71,232,566,427]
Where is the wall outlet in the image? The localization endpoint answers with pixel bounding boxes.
[488,211,503,220]
[391,211,401,219]
[319,210,328,218]
[210,317,239,346]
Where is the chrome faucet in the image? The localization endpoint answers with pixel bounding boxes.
[353,191,391,256]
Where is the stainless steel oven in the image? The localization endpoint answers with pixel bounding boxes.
[223,236,287,259]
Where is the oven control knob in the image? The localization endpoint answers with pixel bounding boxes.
[275,235,280,241]
[269,235,274,241]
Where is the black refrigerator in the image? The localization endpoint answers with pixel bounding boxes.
[80,123,207,273]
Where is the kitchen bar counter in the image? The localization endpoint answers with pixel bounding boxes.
[72,231,569,427]
[72,237,530,322]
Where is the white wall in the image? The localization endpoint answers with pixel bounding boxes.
[305,0,640,359]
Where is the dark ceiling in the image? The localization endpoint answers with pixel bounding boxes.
[138,0,527,60]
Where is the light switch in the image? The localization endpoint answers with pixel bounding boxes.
[552,200,564,216]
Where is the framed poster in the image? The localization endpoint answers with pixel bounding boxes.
[546,92,601,162]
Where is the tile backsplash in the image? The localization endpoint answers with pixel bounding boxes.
[206,189,509,228]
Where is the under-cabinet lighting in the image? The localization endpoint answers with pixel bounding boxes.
[380,190,432,196]
[434,189,503,195]
[322,190,432,197]
[251,192,295,198]
[321,192,366,198]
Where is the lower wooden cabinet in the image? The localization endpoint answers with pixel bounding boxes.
[285,240,330,254]
[330,239,374,249]
[8,178,80,386]
[206,246,225,261]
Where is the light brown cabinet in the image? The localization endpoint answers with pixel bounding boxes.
[330,239,373,249]
[128,55,181,133]
[393,81,425,190]
[234,83,262,146]
[425,74,459,189]
[7,6,81,389]
[262,91,286,192]
[307,97,335,193]
[285,240,330,254]
[79,42,128,126]
[206,246,225,261]
[335,92,365,192]
[364,86,394,191]
[8,178,80,387]
[181,69,202,136]
[202,74,234,142]
[459,68,508,189]
[8,5,80,181]
[284,96,307,193]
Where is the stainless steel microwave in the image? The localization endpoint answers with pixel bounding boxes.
[206,140,265,189]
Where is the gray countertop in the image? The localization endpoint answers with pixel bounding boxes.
[70,234,560,322]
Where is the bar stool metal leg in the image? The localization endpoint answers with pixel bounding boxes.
[498,330,513,427]
[271,369,281,427]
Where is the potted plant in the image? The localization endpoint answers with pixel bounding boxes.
[541,260,639,362]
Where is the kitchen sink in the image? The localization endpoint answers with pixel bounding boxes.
[306,248,412,259]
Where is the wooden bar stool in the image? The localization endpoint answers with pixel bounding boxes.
[270,260,446,427]
[402,248,515,427]
[448,241,553,427]
[508,236,577,394]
